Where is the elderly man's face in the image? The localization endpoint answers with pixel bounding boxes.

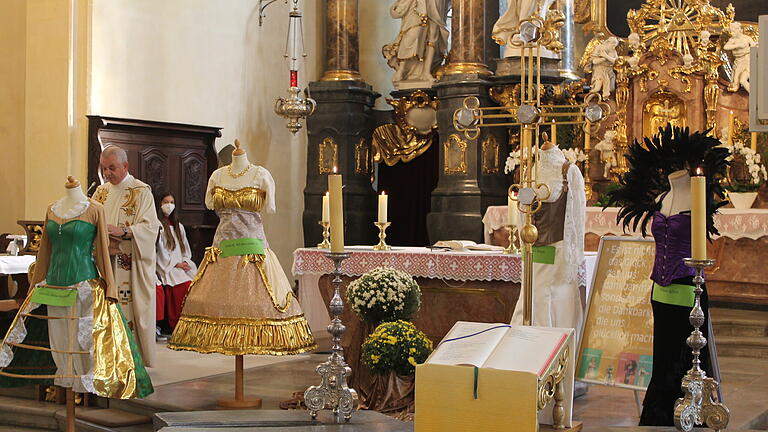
[99,154,129,185]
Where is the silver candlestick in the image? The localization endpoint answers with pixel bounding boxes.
[304,251,358,422]
[674,258,729,432]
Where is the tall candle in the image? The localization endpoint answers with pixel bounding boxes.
[551,120,557,146]
[728,111,735,146]
[378,192,388,223]
[328,173,345,253]
[321,192,330,223]
[508,195,519,226]
[752,132,758,151]
[691,170,707,260]
[584,121,591,150]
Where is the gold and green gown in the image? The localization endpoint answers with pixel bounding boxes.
[0,199,153,398]
[169,185,316,355]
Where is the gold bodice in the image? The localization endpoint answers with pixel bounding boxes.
[211,186,267,212]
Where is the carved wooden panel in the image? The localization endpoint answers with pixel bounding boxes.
[141,149,168,194]
[444,134,468,175]
[181,152,206,207]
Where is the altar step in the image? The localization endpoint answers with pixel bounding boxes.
[711,308,768,359]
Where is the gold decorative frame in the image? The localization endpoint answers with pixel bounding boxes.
[444,134,468,175]
[355,138,370,174]
[318,137,338,174]
[481,135,500,174]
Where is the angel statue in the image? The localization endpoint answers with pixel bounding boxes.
[627,32,642,68]
[594,129,618,179]
[382,0,450,90]
[492,0,558,58]
[724,22,756,93]
[580,37,619,99]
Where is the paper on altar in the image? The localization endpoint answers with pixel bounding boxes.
[423,321,575,428]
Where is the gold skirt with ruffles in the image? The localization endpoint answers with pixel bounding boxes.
[168,247,316,356]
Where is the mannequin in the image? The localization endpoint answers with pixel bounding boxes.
[0,176,153,422]
[170,139,316,408]
[659,170,691,216]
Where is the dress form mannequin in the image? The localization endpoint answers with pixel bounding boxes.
[59,176,89,214]
[205,140,255,209]
[659,170,691,216]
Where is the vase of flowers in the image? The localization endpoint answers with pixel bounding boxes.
[346,267,421,325]
[723,141,767,209]
[359,320,433,412]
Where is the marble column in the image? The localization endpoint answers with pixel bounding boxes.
[442,0,491,76]
[428,0,508,243]
[321,0,361,82]
[303,0,378,247]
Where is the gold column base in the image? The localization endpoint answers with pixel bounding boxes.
[317,221,331,249]
[373,222,391,251]
[441,62,492,77]
[502,224,520,255]
[320,69,362,82]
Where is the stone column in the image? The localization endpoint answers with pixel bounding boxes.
[303,0,378,247]
[428,0,508,242]
[442,0,491,76]
[321,0,361,82]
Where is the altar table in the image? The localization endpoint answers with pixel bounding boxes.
[292,246,595,337]
[0,255,35,333]
[483,206,768,305]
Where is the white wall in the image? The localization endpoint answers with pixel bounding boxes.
[90,0,323,272]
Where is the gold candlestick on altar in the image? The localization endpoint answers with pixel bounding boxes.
[502,224,520,255]
[317,221,331,249]
[373,222,391,251]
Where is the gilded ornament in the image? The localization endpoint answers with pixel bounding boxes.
[482,135,501,174]
[443,134,468,175]
[372,90,438,166]
[355,138,371,174]
[318,137,338,174]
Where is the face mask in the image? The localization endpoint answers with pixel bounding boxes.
[161,203,175,216]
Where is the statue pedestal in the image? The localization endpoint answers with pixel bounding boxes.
[494,56,566,81]
[302,80,380,247]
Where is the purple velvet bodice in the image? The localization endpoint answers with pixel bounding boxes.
[651,211,696,286]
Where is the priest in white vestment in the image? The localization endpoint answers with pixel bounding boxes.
[93,145,160,366]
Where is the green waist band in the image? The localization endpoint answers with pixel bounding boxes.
[652,283,695,307]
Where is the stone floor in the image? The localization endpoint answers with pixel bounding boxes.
[0,338,766,431]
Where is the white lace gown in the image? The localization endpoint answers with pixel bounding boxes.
[510,147,586,341]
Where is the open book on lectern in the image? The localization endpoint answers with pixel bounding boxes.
[427,321,571,375]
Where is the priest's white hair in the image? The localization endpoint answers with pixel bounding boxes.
[101,144,128,164]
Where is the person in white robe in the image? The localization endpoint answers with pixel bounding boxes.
[92,145,160,367]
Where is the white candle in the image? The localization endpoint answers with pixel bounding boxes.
[321,192,330,223]
[752,132,758,151]
[508,195,519,226]
[551,120,557,146]
[728,111,735,146]
[328,173,345,253]
[378,192,388,223]
[691,169,707,260]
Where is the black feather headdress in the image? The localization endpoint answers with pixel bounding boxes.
[606,125,729,238]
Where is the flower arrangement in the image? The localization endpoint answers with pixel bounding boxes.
[504,146,587,175]
[723,140,767,192]
[346,267,421,324]
[361,320,433,376]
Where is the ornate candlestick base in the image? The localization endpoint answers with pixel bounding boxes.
[317,221,331,249]
[502,224,520,255]
[304,252,358,422]
[373,222,391,251]
[674,258,729,432]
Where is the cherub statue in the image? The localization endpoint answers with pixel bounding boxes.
[492,0,557,57]
[682,53,694,68]
[383,0,450,89]
[627,33,642,68]
[724,22,756,93]
[582,37,619,99]
[594,129,618,179]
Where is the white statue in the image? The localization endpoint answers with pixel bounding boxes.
[627,32,642,68]
[584,37,619,99]
[682,53,694,67]
[699,30,711,48]
[724,22,756,93]
[383,0,450,89]
[492,0,558,58]
[594,130,618,179]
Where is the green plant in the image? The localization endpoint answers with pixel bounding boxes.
[361,320,433,376]
[346,267,421,324]
[593,183,621,207]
